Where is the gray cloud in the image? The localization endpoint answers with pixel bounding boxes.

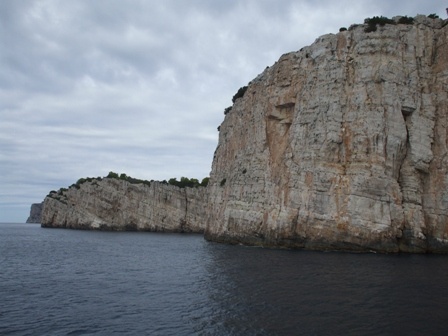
[1,0,446,222]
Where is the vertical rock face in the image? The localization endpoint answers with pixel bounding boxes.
[205,16,448,252]
[41,178,207,233]
[26,202,43,223]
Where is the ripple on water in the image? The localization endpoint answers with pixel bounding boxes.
[1,223,448,335]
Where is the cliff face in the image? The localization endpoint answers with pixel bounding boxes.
[41,178,207,233]
[205,16,448,253]
[26,202,43,223]
[37,16,448,253]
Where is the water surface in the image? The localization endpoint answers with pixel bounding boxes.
[1,223,447,335]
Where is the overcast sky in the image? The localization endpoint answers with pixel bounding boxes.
[1,1,446,222]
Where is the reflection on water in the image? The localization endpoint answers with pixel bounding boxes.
[1,223,447,336]
[202,243,448,335]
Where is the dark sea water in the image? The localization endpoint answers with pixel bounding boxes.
[1,223,448,336]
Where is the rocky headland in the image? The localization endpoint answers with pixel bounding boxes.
[41,177,207,233]
[36,15,448,253]
[26,202,43,223]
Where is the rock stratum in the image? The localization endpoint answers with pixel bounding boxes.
[206,15,448,253]
[42,178,207,233]
[39,15,448,253]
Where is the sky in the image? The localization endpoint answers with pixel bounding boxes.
[1,0,446,222]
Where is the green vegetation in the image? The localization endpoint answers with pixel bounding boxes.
[47,189,68,204]
[106,173,209,188]
[232,86,248,103]
[398,16,414,24]
[47,190,57,198]
[111,172,151,186]
[363,14,438,33]
[200,177,210,187]
[46,171,210,203]
[364,16,395,32]
[58,188,68,195]
[168,177,196,188]
[167,176,209,188]
[72,177,101,189]
[106,171,119,179]
[224,106,232,115]
[339,27,347,32]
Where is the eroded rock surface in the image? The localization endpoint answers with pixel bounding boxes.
[41,178,207,233]
[38,16,448,252]
[205,16,448,252]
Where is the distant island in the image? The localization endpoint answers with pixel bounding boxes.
[26,202,43,223]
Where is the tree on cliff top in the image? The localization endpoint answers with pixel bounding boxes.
[168,177,203,188]
[107,171,119,179]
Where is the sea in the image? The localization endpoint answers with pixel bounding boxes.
[1,223,447,336]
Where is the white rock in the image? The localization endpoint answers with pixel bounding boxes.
[41,179,207,233]
[205,18,448,253]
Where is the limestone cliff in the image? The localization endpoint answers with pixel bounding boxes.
[205,16,448,253]
[26,202,43,223]
[41,178,207,233]
[38,15,448,253]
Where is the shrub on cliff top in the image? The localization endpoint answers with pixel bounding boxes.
[364,16,395,32]
[106,171,151,186]
[107,171,119,179]
[58,188,68,195]
[200,177,210,187]
[398,16,414,24]
[47,190,57,197]
[232,86,248,103]
[348,24,360,31]
[168,177,204,188]
[47,172,208,201]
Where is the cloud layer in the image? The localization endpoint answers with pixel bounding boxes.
[1,0,446,222]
